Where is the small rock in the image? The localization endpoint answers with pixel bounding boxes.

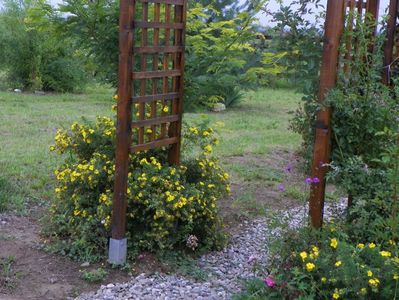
[80,262,90,267]
[14,89,22,93]
[49,277,57,284]
[211,103,226,112]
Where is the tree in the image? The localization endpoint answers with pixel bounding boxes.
[190,0,266,21]
[0,0,86,91]
[58,0,119,85]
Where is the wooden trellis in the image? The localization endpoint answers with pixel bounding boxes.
[309,0,398,228]
[110,0,187,264]
[110,0,398,264]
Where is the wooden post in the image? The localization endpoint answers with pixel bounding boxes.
[109,0,134,265]
[366,0,380,21]
[344,0,355,75]
[366,0,380,53]
[383,0,398,85]
[168,0,187,165]
[309,0,345,228]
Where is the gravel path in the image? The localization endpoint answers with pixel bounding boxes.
[76,201,346,300]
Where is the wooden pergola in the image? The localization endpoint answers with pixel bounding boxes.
[108,0,399,264]
[309,0,398,228]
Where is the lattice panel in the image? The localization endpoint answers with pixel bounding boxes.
[130,0,187,156]
[343,0,379,73]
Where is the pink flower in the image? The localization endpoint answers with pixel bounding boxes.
[264,275,276,288]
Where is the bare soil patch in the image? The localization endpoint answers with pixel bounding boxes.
[0,213,131,300]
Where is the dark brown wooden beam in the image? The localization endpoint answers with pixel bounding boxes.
[132,69,181,79]
[383,0,399,85]
[134,21,184,29]
[132,92,179,103]
[138,0,184,5]
[133,46,184,54]
[168,0,187,165]
[130,137,178,152]
[132,115,179,127]
[109,0,134,261]
[309,0,345,228]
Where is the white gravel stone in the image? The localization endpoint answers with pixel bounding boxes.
[76,200,346,300]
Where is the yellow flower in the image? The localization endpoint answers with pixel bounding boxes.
[204,145,213,153]
[394,274,399,280]
[333,292,340,299]
[146,128,153,134]
[312,246,319,257]
[203,131,210,137]
[367,270,373,277]
[380,251,392,257]
[335,261,342,267]
[330,238,338,249]
[113,94,118,100]
[368,278,380,287]
[389,240,396,246]
[189,127,199,135]
[357,243,365,249]
[321,277,327,283]
[162,106,169,113]
[305,262,315,272]
[359,288,367,295]
[369,243,376,249]
[299,251,308,261]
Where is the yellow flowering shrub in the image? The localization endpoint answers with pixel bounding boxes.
[237,224,399,299]
[47,113,230,261]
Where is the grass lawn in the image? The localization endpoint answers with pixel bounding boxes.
[0,86,301,212]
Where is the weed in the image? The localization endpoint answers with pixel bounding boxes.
[0,256,20,292]
[283,186,307,203]
[79,268,108,283]
[158,251,208,281]
[232,190,266,217]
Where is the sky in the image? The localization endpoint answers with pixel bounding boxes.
[47,0,391,25]
[258,0,391,26]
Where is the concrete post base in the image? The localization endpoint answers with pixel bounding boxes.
[108,238,127,265]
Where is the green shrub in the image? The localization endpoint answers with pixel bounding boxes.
[46,102,230,261]
[0,0,88,92]
[41,57,86,93]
